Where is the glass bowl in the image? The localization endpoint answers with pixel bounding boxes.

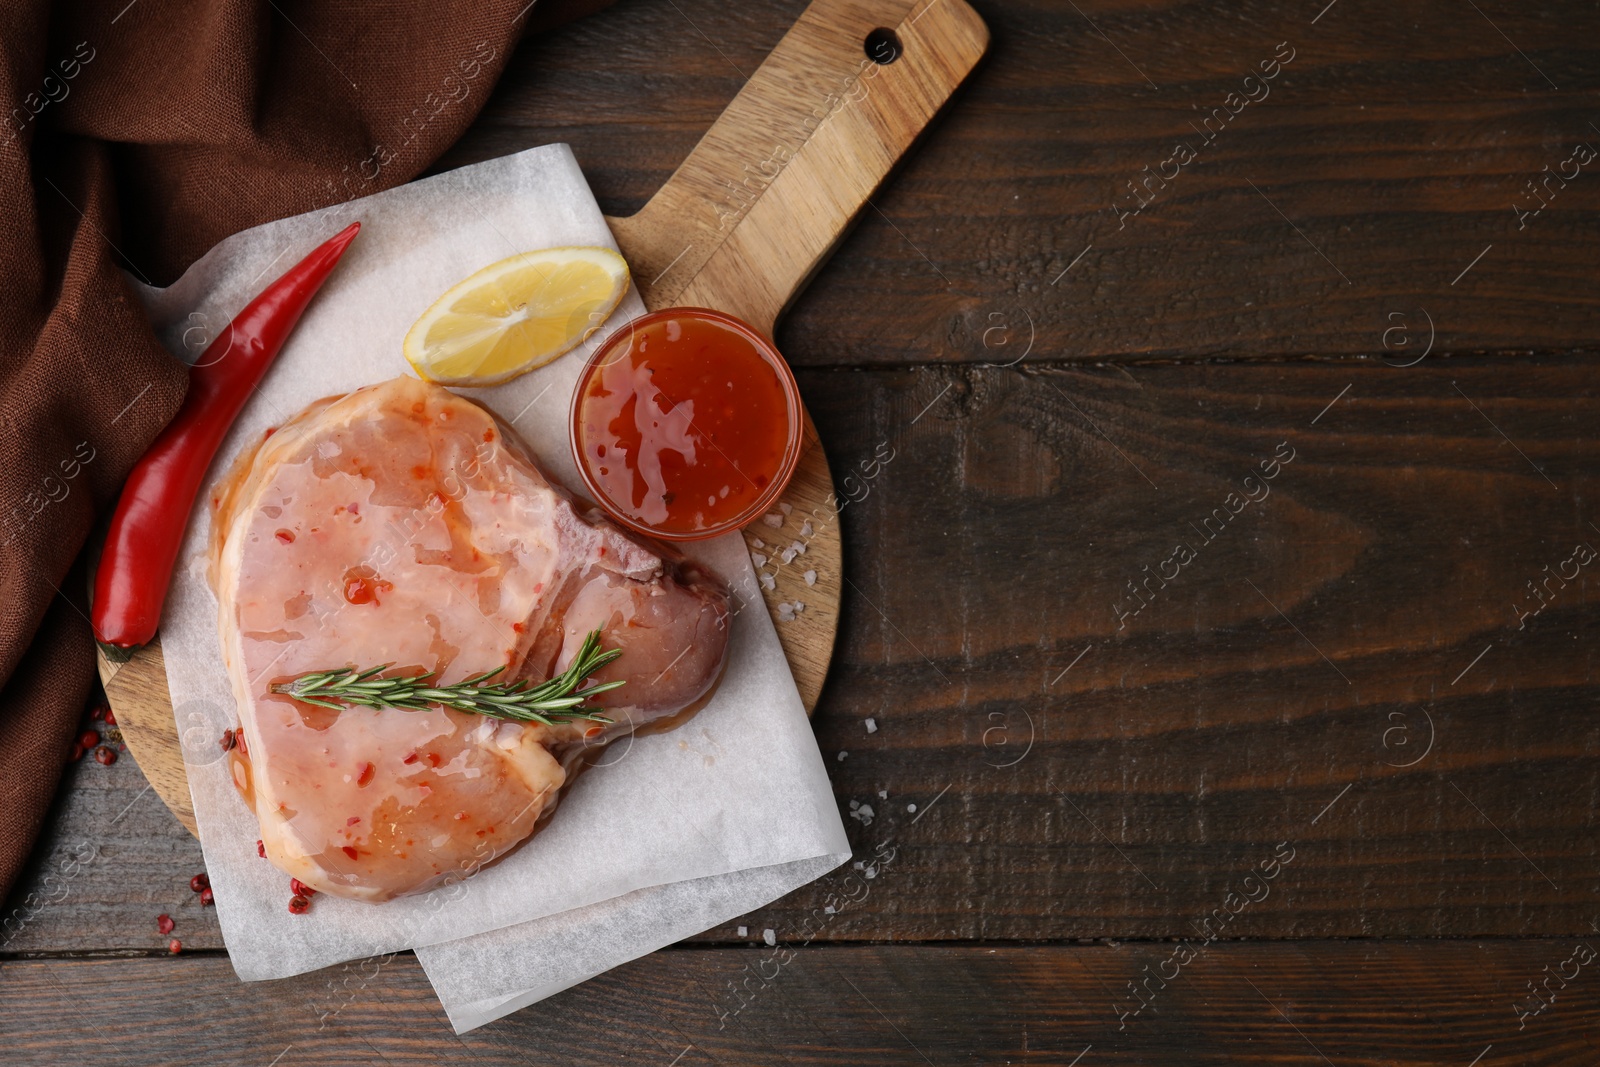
[568,307,803,542]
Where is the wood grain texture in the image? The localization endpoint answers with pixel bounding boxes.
[609,0,988,332]
[92,0,992,836]
[746,414,841,714]
[17,354,1600,951]
[766,354,1600,941]
[4,942,1599,1065]
[442,0,1600,365]
[95,643,194,835]
[0,728,216,956]
[11,6,1600,1056]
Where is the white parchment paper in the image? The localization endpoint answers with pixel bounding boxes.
[135,144,849,1023]
[421,853,844,1031]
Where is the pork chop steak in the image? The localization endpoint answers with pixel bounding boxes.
[209,375,731,902]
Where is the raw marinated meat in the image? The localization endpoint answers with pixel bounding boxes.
[209,376,730,902]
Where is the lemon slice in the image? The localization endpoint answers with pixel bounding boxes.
[404,246,630,386]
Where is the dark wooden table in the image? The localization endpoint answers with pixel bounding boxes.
[7,0,1600,1062]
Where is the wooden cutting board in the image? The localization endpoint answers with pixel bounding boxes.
[95,0,989,836]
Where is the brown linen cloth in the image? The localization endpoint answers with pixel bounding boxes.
[0,0,612,903]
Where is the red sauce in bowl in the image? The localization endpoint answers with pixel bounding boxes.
[570,308,802,541]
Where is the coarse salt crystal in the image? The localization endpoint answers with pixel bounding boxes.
[790,540,806,556]
[759,573,776,591]
[752,537,765,548]
[779,547,798,565]
[853,861,865,870]
[779,503,792,516]
[849,799,860,810]
[878,790,888,799]
[751,552,767,567]
[800,520,814,537]
[804,569,817,586]
[763,928,776,946]
[762,512,783,528]
[907,803,918,813]
[864,718,877,734]
[837,751,847,761]
[737,925,748,937]
[793,601,805,613]
[824,905,836,915]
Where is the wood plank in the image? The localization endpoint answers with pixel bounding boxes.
[4,942,1599,1064]
[440,0,1600,364]
[0,738,215,956]
[762,354,1600,940]
[12,354,1600,949]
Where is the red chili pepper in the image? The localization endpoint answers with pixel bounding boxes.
[91,222,360,652]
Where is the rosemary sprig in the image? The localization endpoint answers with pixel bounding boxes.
[270,629,623,727]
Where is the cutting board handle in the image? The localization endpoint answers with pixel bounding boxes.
[607,0,988,336]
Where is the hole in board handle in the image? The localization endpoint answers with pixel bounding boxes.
[865,27,902,65]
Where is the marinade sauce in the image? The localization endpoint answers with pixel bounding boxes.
[571,308,801,540]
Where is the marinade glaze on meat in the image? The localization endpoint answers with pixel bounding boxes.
[209,376,731,902]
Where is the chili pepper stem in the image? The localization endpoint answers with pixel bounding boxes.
[96,641,140,664]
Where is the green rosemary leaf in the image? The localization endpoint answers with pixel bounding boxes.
[269,629,621,725]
